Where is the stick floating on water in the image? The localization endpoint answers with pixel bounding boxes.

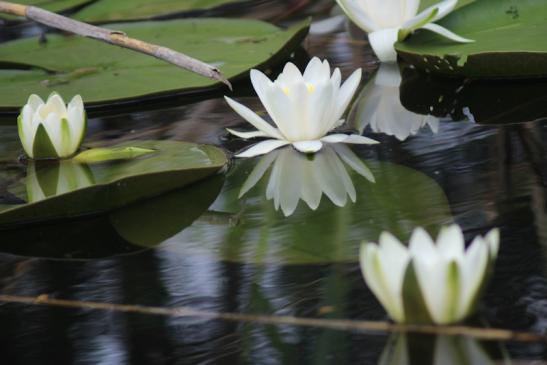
[0,1,232,89]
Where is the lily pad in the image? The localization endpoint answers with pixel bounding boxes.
[0,18,310,112]
[396,0,547,78]
[0,0,92,21]
[0,175,224,259]
[0,140,227,228]
[163,147,453,265]
[73,0,245,23]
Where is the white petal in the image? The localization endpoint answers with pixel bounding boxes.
[420,23,474,43]
[45,93,68,118]
[334,68,362,121]
[458,238,489,319]
[368,28,400,63]
[270,149,302,216]
[235,139,289,158]
[275,62,303,87]
[292,140,323,154]
[303,57,325,82]
[264,85,301,141]
[409,227,438,262]
[484,228,500,259]
[67,95,85,152]
[402,6,438,31]
[41,112,63,156]
[27,94,44,112]
[336,0,380,32]
[360,243,407,322]
[19,105,38,155]
[225,96,283,140]
[345,134,380,145]
[226,128,270,139]
[436,224,465,260]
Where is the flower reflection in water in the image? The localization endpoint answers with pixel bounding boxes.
[379,334,500,365]
[239,144,375,216]
[26,160,94,203]
[351,63,439,141]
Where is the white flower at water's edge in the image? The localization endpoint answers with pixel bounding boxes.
[360,225,499,325]
[18,93,86,159]
[239,144,375,216]
[353,63,439,141]
[225,57,379,158]
[336,0,473,62]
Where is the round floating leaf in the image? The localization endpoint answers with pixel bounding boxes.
[163,150,452,265]
[0,140,227,228]
[74,0,245,23]
[0,18,309,112]
[396,0,547,78]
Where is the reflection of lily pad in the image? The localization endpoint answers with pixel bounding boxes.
[164,154,453,265]
[0,176,223,259]
[0,140,227,228]
[74,0,245,23]
[396,0,547,78]
[399,65,547,124]
[0,19,309,112]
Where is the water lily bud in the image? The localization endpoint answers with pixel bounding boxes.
[17,93,87,159]
[225,57,379,158]
[26,161,94,203]
[360,225,499,325]
[335,0,473,62]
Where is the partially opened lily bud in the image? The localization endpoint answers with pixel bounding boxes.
[336,0,473,62]
[26,160,94,203]
[360,225,499,325]
[18,93,87,159]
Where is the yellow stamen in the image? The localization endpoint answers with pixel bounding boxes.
[306,83,315,93]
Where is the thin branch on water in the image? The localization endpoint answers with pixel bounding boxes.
[0,1,232,89]
[0,294,545,343]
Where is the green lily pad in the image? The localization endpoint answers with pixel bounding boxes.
[0,0,92,21]
[0,140,227,228]
[163,147,453,265]
[0,18,309,112]
[396,0,547,78]
[0,175,224,259]
[73,0,244,23]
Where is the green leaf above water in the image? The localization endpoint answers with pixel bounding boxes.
[73,0,244,23]
[0,140,227,228]
[0,18,310,111]
[396,0,547,78]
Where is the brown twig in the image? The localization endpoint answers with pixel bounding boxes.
[0,294,546,343]
[0,1,232,89]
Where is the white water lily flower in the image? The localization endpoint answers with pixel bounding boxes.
[336,0,473,62]
[360,225,499,324]
[18,93,86,159]
[225,57,379,158]
[26,161,94,203]
[352,64,439,141]
[239,144,375,216]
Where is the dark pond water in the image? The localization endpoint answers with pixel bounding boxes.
[1,1,547,364]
